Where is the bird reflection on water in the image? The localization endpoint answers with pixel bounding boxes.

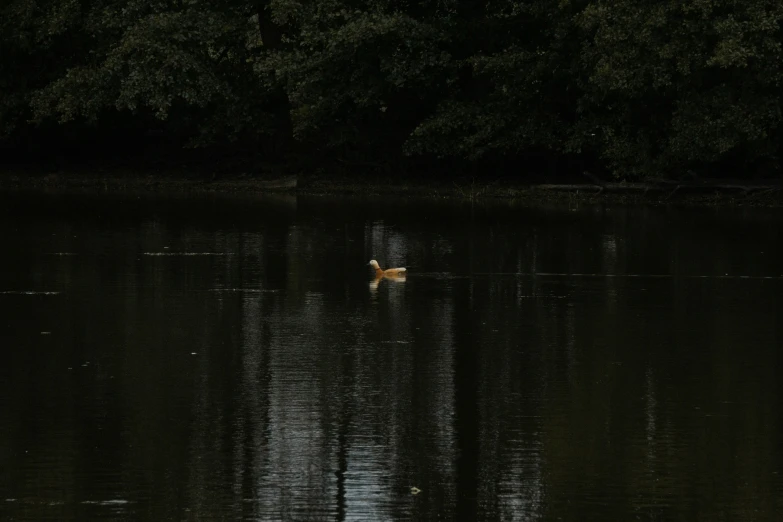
[369,273,407,292]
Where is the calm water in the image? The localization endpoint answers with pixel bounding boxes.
[1,192,782,521]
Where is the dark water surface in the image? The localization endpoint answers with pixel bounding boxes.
[1,192,782,521]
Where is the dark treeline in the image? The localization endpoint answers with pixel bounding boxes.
[1,0,782,180]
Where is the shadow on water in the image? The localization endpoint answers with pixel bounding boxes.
[0,192,782,521]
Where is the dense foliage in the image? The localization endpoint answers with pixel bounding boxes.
[2,0,781,179]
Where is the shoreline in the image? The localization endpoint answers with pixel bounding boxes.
[1,170,782,207]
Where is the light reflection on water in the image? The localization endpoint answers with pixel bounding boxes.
[0,192,782,521]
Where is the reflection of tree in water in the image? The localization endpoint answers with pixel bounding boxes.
[2,198,782,520]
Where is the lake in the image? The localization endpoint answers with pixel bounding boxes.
[1,191,782,521]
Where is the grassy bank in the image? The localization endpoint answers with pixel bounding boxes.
[1,169,782,207]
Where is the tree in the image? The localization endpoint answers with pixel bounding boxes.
[2,0,782,180]
[0,0,89,138]
[404,0,583,164]
[574,0,783,178]
[24,0,284,147]
[261,0,454,164]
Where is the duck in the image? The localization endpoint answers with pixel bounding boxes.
[368,260,407,293]
[368,260,407,277]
